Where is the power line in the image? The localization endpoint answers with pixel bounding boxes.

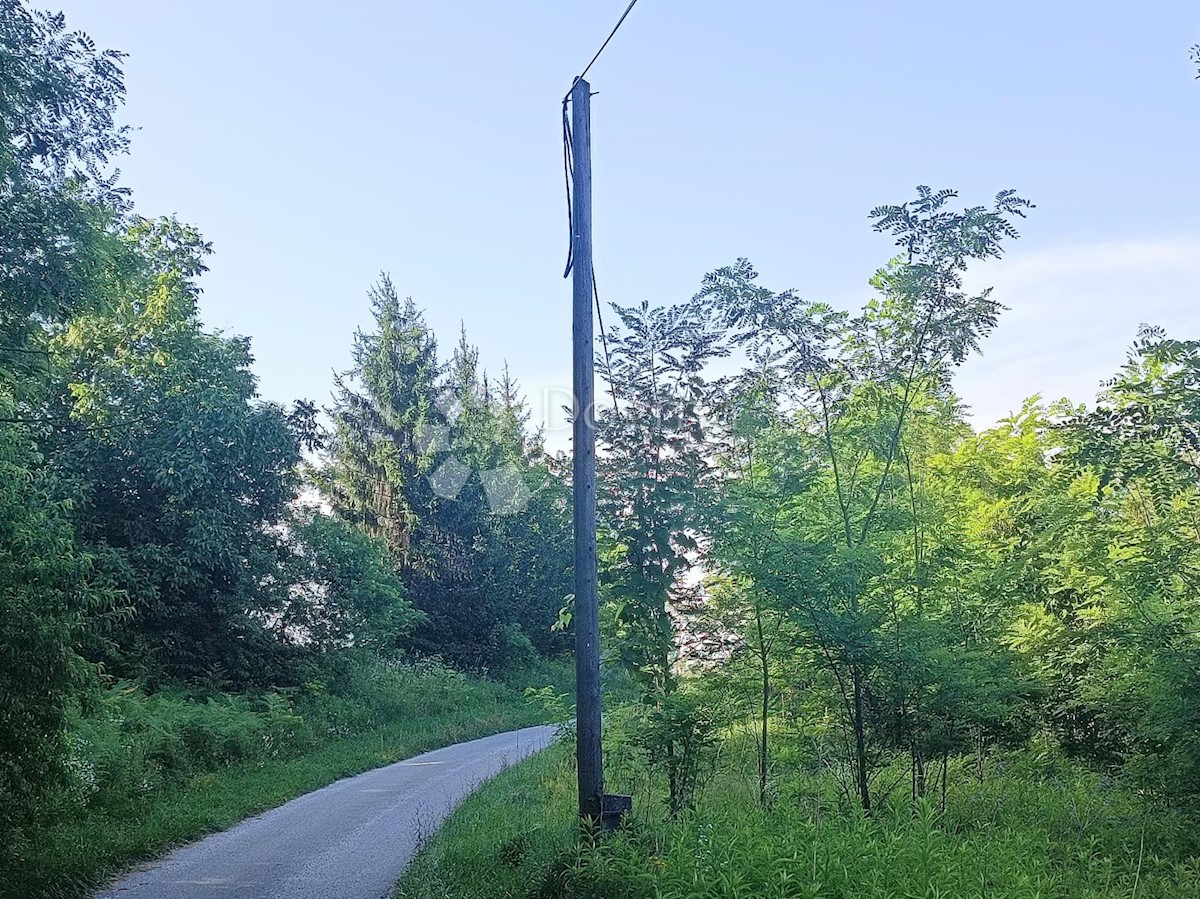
[562,0,644,278]
[564,0,642,102]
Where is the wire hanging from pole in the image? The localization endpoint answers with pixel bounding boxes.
[562,97,576,280]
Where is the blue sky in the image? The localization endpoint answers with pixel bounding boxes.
[57,1,1200,446]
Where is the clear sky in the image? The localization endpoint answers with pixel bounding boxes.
[54,0,1200,447]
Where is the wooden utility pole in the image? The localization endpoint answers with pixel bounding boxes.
[570,76,604,826]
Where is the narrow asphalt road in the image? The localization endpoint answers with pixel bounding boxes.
[96,724,557,899]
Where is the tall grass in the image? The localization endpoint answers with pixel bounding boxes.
[397,726,1200,899]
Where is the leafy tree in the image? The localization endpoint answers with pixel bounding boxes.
[0,0,130,854]
[284,511,423,654]
[595,297,728,811]
[0,410,102,856]
[1015,331,1200,802]
[700,187,1033,811]
[707,379,812,807]
[0,0,130,395]
[48,218,306,687]
[596,298,725,693]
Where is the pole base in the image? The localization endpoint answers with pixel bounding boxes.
[601,794,632,831]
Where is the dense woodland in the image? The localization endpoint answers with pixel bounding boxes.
[2,3,1199,897]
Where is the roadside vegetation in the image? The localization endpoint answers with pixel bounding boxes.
[22,660,560,899]
[398,728,1200,899]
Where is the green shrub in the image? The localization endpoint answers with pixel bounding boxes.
[46,655,567,824]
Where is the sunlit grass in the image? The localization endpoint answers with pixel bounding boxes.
[395,740,578,899]
[396,728,1200,899]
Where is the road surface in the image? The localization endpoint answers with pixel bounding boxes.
[96,724,557,899]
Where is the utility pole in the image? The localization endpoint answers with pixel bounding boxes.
[570,75,604,827]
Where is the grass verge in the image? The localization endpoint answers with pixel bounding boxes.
[395,728,1200,899]
[395,739,578,899]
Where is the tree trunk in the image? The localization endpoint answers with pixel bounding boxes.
[759,651,770,807]
[912,743,926,799]
[940,749,949,813]
[851,664,871,813]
